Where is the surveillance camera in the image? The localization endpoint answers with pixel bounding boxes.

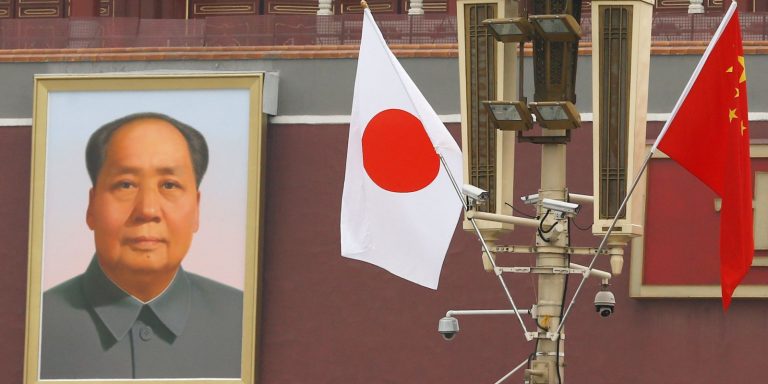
[541,198,581,218]
[520,193,540,205]
[594,289,615,318]
[462,184,489,202]
[437,316,459,341]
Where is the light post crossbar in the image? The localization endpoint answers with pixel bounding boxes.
[438,153,532,339]
[553,147,656,338]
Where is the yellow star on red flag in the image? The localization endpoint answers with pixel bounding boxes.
[738,56,746,83]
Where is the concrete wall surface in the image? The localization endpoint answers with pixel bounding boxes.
[0,53,766,120]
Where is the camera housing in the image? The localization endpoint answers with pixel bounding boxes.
[462,184,489,202]
[594,289,615,317]
[438,316,460,341]
[541,198,581,218]
[520,193,540,205]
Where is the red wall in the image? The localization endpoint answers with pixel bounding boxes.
[0,126,30,381]
[3,122,768,383]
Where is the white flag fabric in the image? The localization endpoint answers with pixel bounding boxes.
[340,8,463,289]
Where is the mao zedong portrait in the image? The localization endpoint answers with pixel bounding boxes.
[40,113,243,380]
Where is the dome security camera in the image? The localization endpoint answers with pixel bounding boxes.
[594,289,615,318]
[438,316,459,341]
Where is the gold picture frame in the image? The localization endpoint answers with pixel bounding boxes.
[630,143,768,298]
[24,72,266,384]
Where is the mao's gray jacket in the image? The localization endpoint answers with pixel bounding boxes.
[40,258,243,379]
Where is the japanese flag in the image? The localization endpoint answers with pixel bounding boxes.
[340,8,463,289]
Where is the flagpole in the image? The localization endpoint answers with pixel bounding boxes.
[493,357,530,384]
[438,153,532,339]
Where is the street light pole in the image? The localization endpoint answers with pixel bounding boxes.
[452,0,652,382]
[527,140,569,383]
[525,0,581,379]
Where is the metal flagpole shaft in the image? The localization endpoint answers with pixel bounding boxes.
[494,357,530,384]
[438,153,531,337]
[437,153,470,211]
[553,147,657,337]
[466,218,530,336]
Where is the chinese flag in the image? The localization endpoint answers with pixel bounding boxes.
[654,3,752,310]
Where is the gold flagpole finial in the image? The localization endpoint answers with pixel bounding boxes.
[360,0,369,9]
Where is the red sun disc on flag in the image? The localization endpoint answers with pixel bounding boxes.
[362,109,440,193]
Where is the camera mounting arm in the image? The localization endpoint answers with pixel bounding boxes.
[464,210,540,228]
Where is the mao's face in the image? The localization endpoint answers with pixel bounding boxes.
[87,118,200,278]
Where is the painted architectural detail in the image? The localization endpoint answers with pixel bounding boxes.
[317,0,333,15]
[407,0,424,15]
[688,0,705,13]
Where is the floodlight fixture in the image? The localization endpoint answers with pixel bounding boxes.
[483,101,533,131]
[529,14,582,41]
[482,18,533,43]
[529,101,581,130]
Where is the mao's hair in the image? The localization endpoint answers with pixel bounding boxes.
[85,112,209,188]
